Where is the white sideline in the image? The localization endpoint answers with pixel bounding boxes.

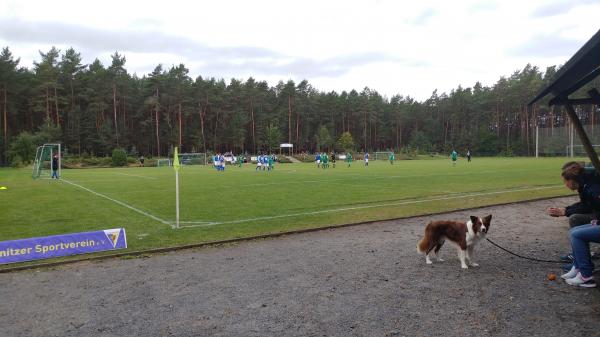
[180,185,563,228]
[60,179,173,227]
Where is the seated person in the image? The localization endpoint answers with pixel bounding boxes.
[559,163,600,288]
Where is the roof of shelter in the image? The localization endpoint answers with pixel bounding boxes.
[529,28,600,106]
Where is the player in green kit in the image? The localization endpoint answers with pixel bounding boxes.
[322,153,328,169]
[346,152,352,167]
[451,149,458,166]
[389,152,395,165]
[237,155,243,167]
[268,155,274,171]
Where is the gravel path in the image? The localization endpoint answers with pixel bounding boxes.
[2,196,600,337]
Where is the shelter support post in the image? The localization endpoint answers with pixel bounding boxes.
[564,102,600,171]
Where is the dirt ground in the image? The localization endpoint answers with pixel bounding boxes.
[2,196,600,337]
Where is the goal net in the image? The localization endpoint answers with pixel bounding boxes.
[156,159,172,167]
[179,153,207,165]
[536,124,600,157]
[32,143,61,179]
[374,151,394,160]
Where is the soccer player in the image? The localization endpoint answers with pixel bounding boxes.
[268,154,274,171]
[466,149,472,162]
[331,152,336,168]
[364,152,369,167]
[451,149,458,166]
[316,153,321,168]
[219,154,225,171]
[389,152,395,165]
[322,153,328,169]
[256,154,262,171]
[346,152,353,167]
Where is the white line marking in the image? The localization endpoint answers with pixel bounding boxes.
[180,185,563,228]
[61,179,173,227]
[115,172,158,180]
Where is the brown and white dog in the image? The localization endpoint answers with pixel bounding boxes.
[417,215,492,269]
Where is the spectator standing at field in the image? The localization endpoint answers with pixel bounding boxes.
[558,163,600,288]
[51,154,59,179]
[466,149,471,162]
[451,149,458,166]
[364,152,369,167]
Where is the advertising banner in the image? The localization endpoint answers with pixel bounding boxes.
[0,228,127,264]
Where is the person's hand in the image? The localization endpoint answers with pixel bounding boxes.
[548,207,566,217]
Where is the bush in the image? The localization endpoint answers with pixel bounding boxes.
[111,149,128,167]
[278,156,292,163]
[293,154,317,162]
[10,155,24,168]
[8,132,37,164]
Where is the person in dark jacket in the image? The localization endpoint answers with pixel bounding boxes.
[548,162,600,227]
[51,154,59,179]
[559,163,600,288]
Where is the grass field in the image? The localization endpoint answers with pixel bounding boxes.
[0,157,580,265]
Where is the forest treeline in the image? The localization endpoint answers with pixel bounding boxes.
[1,46,599,165]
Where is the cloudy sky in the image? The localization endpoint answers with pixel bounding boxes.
[0,0,598,100]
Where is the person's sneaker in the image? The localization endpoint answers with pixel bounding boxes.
[561,266,579,280]
[566,272,596,288]
[562,263,574,272]
[560,253,574,262]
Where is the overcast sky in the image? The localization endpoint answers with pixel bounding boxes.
[0,0,598,100]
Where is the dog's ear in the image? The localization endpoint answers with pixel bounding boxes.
[483,214,492,227]
[469,216,478,224]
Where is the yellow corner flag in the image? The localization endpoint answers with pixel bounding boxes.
[173,147,180,171]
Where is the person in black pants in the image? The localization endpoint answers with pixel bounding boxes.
[51,154,59,179]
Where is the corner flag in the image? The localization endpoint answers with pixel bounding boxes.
[174,147,181,229]
[173,147,181,171]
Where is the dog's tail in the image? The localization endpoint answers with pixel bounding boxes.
[417,223,431,254]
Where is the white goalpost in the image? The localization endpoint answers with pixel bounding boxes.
[32,143,61,179]
[156,159,172,167]
[374,151,394,160]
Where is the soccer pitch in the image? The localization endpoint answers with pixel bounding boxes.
[0,157,576,258]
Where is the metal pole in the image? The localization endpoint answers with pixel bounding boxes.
[58,144,61,178]
[175,170,180,229]
[570,121,574,157]
[535,125,539,158]
[564,103,600,170]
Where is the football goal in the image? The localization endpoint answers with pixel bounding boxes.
[156,159,172,167]
[32,143,61,179]
[536,124,600,157]
[374,151,394,160]
[179,153,208,165]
